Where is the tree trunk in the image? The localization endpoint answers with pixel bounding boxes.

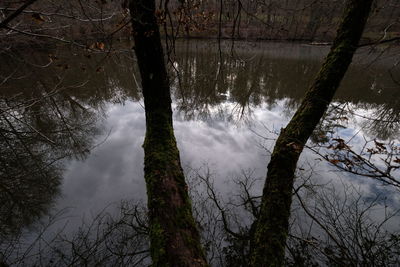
[250,0,373,266]
[128,1,207,266]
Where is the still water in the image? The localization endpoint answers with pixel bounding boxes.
[1,40,399,263]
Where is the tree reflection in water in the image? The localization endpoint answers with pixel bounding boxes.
[171,42,400,140]
[0,41,399,265]
[0,48,127,252]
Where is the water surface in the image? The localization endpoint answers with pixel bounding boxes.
[1,40,399,256]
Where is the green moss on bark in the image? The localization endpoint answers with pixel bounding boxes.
[129,0,207,266]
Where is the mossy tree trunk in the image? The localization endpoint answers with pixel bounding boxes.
[250,0,373,266]
[129,1,207,266]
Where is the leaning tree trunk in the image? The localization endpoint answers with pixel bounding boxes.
[129,1,207,266]
[250,0,373,266]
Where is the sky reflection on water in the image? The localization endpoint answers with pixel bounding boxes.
[1,41,399,245]
[58,98,400,234]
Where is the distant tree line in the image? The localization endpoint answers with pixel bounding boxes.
[1,0,399,47]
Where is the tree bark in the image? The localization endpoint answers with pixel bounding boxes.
[0,0,38,30]
[250,0,374,266]
[129,1,207,266]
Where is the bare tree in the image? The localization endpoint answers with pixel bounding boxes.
[249,1,374,266]
[128,0,208,265]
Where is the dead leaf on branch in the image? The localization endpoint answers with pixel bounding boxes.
[88,42,105,51]
[32,13,46,24]
[332,138,344,143]
[374,140,386,150]
[330,138,350,150]
[329,159,340,165]
[48,54,58,61]
[96,42,105,50]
